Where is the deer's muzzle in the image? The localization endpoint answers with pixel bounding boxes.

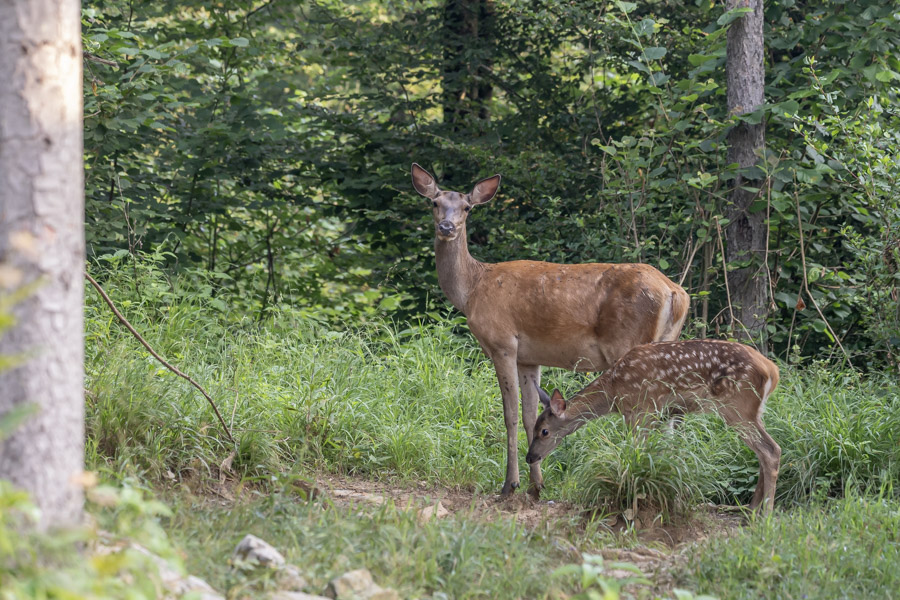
[437,221,456,237]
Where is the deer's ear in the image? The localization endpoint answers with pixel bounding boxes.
[536,384,552,409]
[412,163,440,199]
[549,389,567,418]
[469,174,501,205]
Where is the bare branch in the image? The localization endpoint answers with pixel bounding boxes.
[84,271,236,444]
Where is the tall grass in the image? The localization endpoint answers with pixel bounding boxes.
[85,259,900,512]
[679,491,900,599]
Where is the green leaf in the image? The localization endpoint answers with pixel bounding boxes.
[649,72,670,86]
[688,54,716,67]
[230,37,250,47]
[616,1,637,13]
[642,47,667,61]
[776,100,800,116]
[0,404,38,441]
[737,109,765,125]
[626,60,650,74]
[875,70,898,82]
[717,6,753,26]
[635,18,655,37]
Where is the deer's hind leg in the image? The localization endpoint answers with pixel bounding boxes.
[725,407,780,512]
[518,364,543,499]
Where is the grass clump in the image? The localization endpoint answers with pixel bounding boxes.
[678,491,900,599]
[550,417,727,518]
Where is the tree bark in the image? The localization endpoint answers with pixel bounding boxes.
[725,0,768,349]
[442,0,494,131]
[0,0,85,529]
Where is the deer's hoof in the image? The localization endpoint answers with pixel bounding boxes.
[527,484,542,501]
[499,481,519,498]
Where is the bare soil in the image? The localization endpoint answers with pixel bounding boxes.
[313,475,743,594]
[185,471,743,596]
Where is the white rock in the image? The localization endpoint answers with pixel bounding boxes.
[277,564,309,592]
[325,568,401,600]
[418,501,449,523]
[326,569,374,598]
[269,592,331,600]
[129,543,224,600]
[233,534,286,567]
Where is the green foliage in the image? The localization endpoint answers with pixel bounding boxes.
[86,261,900,514]
[679,492,900,600]
[769,366,900,504]
[554,553,718,600]
[85,257,508,490]
[553,553,651,600]
[81,0,900,364]
[0,480,181,600]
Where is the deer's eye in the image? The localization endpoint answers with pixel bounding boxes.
[464,205,470,212]
[432,201,438,208]
[541,429,549,437]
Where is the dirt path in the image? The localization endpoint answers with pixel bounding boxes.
[310,474,743,592]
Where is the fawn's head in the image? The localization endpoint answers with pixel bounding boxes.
[525,386,579,464]
[411,163,500,242]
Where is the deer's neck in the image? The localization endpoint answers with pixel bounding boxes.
[435,225,484,314]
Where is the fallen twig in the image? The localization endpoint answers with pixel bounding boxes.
[85,271,236,444]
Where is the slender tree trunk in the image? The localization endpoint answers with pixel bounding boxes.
[0,0,85,530]
[442,0,494,131]
[725,0,768,349]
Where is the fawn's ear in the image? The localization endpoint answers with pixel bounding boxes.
[411,163,440,199]
[549,389,567,418]
[536,383,552,409]
[469,174,500,205]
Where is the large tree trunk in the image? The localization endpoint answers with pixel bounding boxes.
[442,0,494,131]
[0,0,85,530]
[725,0,768,349]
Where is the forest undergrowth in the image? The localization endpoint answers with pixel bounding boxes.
[66,260,900,599]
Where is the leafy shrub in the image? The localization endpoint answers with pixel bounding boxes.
[0,479,182,600]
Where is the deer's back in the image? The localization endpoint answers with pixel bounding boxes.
[601,340,779,418]
[465,260,687,370]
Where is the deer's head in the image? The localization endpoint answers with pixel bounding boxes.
[411,163,501,242]
[525,386,579,464]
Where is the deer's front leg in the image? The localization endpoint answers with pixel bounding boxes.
[518,364,543,499]
[492,353,521,497]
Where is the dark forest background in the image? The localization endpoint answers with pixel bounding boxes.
[82,0,900,367]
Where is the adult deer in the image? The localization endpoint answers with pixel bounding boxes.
[525,339,781,512]
[411,163,690,498]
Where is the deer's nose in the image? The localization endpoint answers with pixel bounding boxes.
[438,221,455,236]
